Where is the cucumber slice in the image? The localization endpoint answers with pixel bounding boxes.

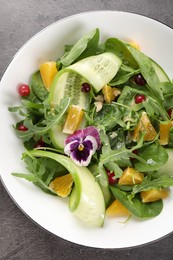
[68,52,122,92]
[49,71,90,149]
[49,71,90,109]
[151,59,170,82]
[89,164,112,207]
[49,125,68,150]
[30,150,105,227]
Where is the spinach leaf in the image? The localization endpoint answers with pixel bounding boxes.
[168,126,173,148]
[105,38,169,120]
[134,141,168,172]
[105,38,138,69]
[31,71,48,101]
[161,82,173,110]
[110,186,163,218]
[125,45,164,100]
[60,28,99,66]
[110,64,140,86]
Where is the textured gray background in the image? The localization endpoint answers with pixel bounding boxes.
[1,0,173,259]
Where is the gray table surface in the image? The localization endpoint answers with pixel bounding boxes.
[1,0,173,259]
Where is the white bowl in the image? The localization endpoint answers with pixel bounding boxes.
[1,11,173,249]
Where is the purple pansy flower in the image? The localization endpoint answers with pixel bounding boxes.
[64,126,101,166]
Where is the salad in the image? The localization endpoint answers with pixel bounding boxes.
[9,28,173,227]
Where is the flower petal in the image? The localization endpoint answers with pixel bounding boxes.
[65,126,101,150]
[82,126,101,149]
[83,135,98,151]
[64,140,80,156]
[64,126,101,166]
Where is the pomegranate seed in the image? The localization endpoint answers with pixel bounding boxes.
[18,84,30,97]
[134,73,146,86]
[167,108,173,118]
[34,138,45,148]
[81,83,91,93]
[130,149,138,160]
[106,169,117,185]
[18,124,28,131]
[135,94,146,104]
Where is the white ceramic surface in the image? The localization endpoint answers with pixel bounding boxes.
[1,11,173,249]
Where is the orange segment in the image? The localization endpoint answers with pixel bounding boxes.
[62,105,84,134]
[106,199,130,217]
[49,173,73,198]
[102,85,121,103]
[141,189,169,203]
[159,121,173,145]
[129,41,140,50]
[133,112,157,141]
[118,167,144,185]
[40,61,58,90]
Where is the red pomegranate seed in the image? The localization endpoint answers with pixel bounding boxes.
[135,94,146,104]
[34,138,45,148]
[81,83,91,93]
[18,124,28,131]
[18,84,30,97]
[106,169,117,185]
[130,149,138,160]
[134,73,146,86]
[167,108,173,118]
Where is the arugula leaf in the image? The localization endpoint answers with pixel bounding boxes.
[12,153,57,195]
[89,102,125,131]
[15,98,70,142]
[132,175,173,195]
[110,186,163,218]
[117,85,163,118]
[9,100,44,118]
[99,131,146,170]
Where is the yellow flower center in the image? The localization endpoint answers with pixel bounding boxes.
[78,144,84,151]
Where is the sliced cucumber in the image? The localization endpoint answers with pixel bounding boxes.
[89,164,112,207]
[49,125,68,150]
[151,59,170,83]
[49,71,90,149]
[48,52,122,148]
[30,150,105,227]
[157,148,173,176]
[49,71,90,109]
[68,52,122,92]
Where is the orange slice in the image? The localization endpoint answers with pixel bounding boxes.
[141,189,169,203]
[49,173,73,198]
[106,199,130,217]
[102,85,121,103]
[159,121,173,145]
[40,61,58,90]
[129,41,140,50]
[62,105,84,134]
[133,112,157,141]
[118,167,144,185]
